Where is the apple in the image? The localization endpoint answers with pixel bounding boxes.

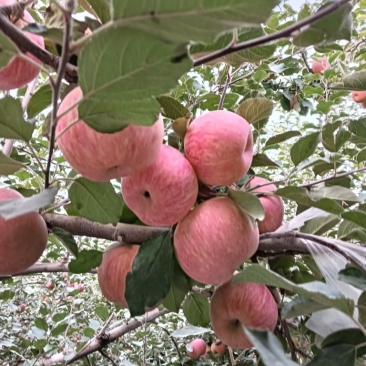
[56,86,164,182]
[174,196,259,285]
[0,188,48,275]
[121,144,198,226]
[204,344,212,359]
[186,338,206,360]
[211,339,227,357]
[45,281,54,289]
[210,280,278,349]
[0,0,44,90]
[311,57,330,74]
[247,176,284,233]
[77,283,85,292]
[97,243,140,308]
[17,303,26,313]
[184,110,253,186]
[352,91,366,103]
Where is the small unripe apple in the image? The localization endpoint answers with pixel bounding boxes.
[174,196,259,285]
[56,87,164,182]
[352,91,366,103]
[0,0,45,90]
[247,176,284,233]
[184,110,253,186]
[0,188,48,275]
[211,339,227,357]
[45,281,54,289]
[311,57,330,74]
[121,144,198,226]
[186,338,207,359]
[210,280,278,349]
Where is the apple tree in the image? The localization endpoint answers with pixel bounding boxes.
[1,0,366,365]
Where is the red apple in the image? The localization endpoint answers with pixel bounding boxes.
[77,284,85,292]
[204,344,212,359]
[184,110,253,186]
[174,196,259,285]
[0,0,44,90]
[352,91,366,103]
[211,339,227,357]
[0,188,48,275]
[247,176,284,233]
[210,280,278,349]
[45,281,54,289]
[186,338,206,359]
[97,243,140,308]
[311,57,330,74]
[56,86,164,182]
[121,144,198,226]
[17,303,26,313]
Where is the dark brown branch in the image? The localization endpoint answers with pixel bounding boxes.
[218,65,232,110]
[193,0,351,67]
[0,3,78,83]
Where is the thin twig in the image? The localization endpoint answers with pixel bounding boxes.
[45,1,75,188]
[98,349,117,366]
[218,66,232,110]
[300,50,312,73]
[280,318,298,362]
[193,0,351,66]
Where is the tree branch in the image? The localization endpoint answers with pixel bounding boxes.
[193,0,351,67]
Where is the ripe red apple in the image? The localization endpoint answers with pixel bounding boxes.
[45,281,54,289]
[311,57,330,74]
[97,243,140,308]
[0,0,44,90]
[56,86,164,182]
[184,110,253,186]
[352,91,366,103]
[0,188,48,275]
[211,339,227,357]
[77,283,85,292]
[174,196,259,285]
[121,144,198,226]
[210,280,278,349]
[247,176,284,233]
[186,338,206,360]
[17,303,26,313]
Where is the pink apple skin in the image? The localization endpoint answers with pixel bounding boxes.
[248,176,284,233]
[184,110,253,186]
[352,91,366,103]
[121,144,198,226]
[211,339,227,357]
[174,197,259,285]
[56,87,164,182]
[210,280,278,349]
[311,57,330,74]
[186,338,207,359]
[17,303,26,313]
[0,188,48,275]
[0,0,44,90]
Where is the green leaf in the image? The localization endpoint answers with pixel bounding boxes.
[34,318,48,332]
[265,131,301,147]
[95,305,110,321]
[69,178,123,225]
[342,211,366,230]
[27,84,52,119]
[358,291,366,327]
[0,152,25,175]
[349,118,366,139]
[251,153,280,167]
[171,325,211,338]
[233,265,354,316]
[228,188,265,221]
[244,329,298,366]
[182,293,210,327]
[301,214,339,235]
[0,187,57,220]
[342,71,366,91]
[86,0,111,23]
[126,231,174,317]
[51,228,79,258]
[111,0,280,43]
[68,249,103,273]
[339,267,366,291]
[162,259,191,313]
[308,344,356,366]
[282,296,333,318]
[293,2,352,47]
[51,323,68,337]
[33,339,47,350]
[302,85,324,97]
[190,28,276,66]
[236,98,274,124]
[0,290,15,300]
[338,220,366,242]
[156,96,190,120]
[0,31,19,68]
[0,96,34,141]
[276,186,344,215]
[311,186,360,203]
[290,132,320,166]
[78,27,191,133]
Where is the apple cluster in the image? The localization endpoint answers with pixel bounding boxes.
[55,84,284,349]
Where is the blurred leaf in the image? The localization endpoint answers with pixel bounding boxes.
[27,84,52,118]
[251,153,280,167]
[157,96,190,120]
[171,325,211,338]
[0,187,57,220]
[0,31,19,68]
[342,211,366,230]
[35,318,48,332]
[126,231,174,317]
[311,186,360,203]
[51,324,68,337]
[301,214,339,235]
[83,0,111,23]
[69,178,123,225]
[228,188,265,220]
[265,131,301,147]
[338,220,366,242]
[183,293,210,327]
[95,305,109,321]
[51,228,79,258]
[236,98,274,124]
[358,291,366,327]
[68,249,103,273]
[0,290,15,300]
[349,118,366,139]
[282,296,333,318]
[0,97,34,141]
[0,152,25,175]
[338,267,366,291]
[308,345,356,366]
[290,132,320,166]
[342,71,366,91]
